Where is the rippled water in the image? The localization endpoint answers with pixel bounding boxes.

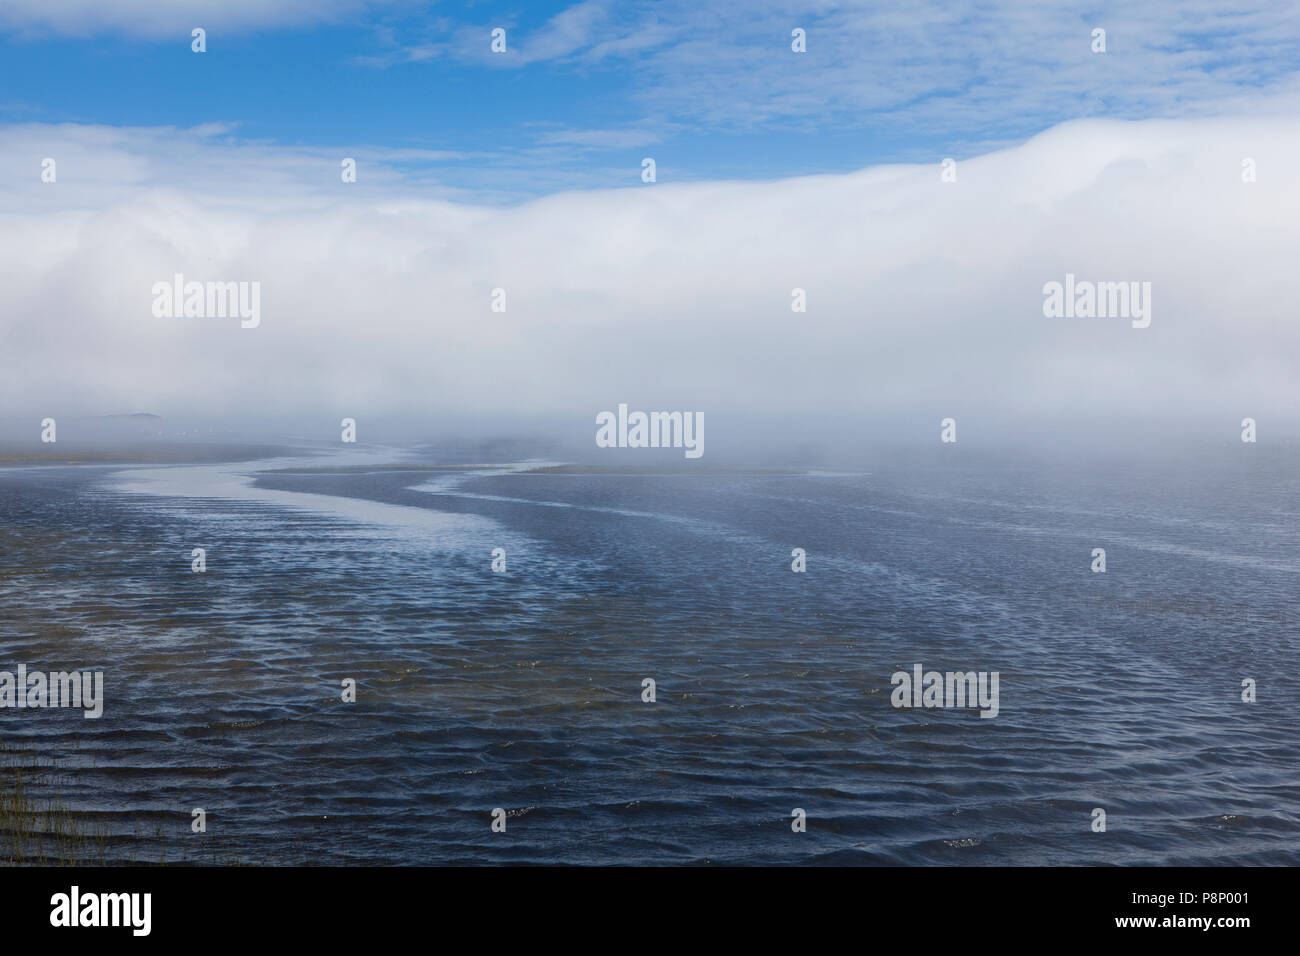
[1,446,1298,864]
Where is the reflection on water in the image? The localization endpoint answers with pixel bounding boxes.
[1,447,1298,864]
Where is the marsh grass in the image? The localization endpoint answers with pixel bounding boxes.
[0,749,106,866]
[0,745,253,866]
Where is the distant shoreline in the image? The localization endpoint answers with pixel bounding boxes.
[0,442,292,468]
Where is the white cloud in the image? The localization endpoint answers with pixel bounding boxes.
[632,1,1300,139]
[348,1,1300,144]
[1,114,1296,444]
[534,126,664,149]
[0,0,391,38]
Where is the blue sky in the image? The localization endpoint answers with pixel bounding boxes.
[4,1,1299,198]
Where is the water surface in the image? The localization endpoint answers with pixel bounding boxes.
[1,445,1297,864]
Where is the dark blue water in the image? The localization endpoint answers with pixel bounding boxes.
[1,446,1298,864]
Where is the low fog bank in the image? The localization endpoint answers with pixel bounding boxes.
[0,411,1290,472]
[3,113,1298,443]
